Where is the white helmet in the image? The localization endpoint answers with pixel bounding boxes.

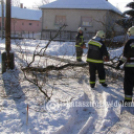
[78,27,83,32]
[127,26,134,36]
[95,30,106,39]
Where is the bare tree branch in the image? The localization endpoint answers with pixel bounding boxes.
[40,24,67,55]
[22,68,51,101]
[27,24,67,67]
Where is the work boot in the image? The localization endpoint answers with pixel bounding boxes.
[101,83,108,87]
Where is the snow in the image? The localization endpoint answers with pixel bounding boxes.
[0,5,42,21]
[40,0,122,15]
[109,46,124,59]
[0,39,134,133]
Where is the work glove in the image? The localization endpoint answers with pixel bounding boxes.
[104,56,109,62]
[81,45,86,49]
[81,43,86,49]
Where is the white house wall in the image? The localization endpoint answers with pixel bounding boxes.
[42,9,107,32]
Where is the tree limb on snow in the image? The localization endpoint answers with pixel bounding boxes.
[22,68,51,100]
[22,62,123,72]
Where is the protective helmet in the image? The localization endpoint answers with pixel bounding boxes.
[127,26,134,36]
[78,27,83,32]
[95,30,106,39]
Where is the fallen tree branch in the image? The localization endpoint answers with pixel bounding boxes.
[22,62,123,72]
[22,69,51,100]
[22,63,88,72]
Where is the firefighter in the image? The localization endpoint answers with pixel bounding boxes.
[86,30,109,88]
[75,27,85,62]
[116,26,134,103]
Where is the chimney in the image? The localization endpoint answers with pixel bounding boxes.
[20,3,23,8]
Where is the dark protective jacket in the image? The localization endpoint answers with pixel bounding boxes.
[120,38,134,67]
[117,37,134,102]
[87,38,109,63]
[75,33,84,47]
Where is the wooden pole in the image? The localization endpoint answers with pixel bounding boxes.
[2,0,14,73]
[1,0,5,39]
[5,0,11,68]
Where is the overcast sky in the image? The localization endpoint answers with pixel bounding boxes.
[20,0,132,12]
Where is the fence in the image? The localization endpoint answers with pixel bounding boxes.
[41,29,95,42]
[0,30,41,40]
[0,29,126,43]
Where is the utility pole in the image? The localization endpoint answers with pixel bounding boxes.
[6,0,11,55]
[1,0,4,39]
[2,0,14,73]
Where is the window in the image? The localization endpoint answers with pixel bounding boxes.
[82,17,92,27]
[29,23,32,25]
[55,15,66,25]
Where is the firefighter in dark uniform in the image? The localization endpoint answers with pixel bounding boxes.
[116,26,134,103]
[86,30,109,88]
[75,27,85,62]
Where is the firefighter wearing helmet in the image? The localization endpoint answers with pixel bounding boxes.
[75,27,86,62]
[116,26,134,104]
[87,30,109,89]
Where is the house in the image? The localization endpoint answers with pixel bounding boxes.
[0,4,42,37]
[40,0,125,41]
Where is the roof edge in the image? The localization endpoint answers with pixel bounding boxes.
[40,7,122,16]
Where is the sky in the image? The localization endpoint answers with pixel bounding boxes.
[20,0,133,12]
[109,0,132,12]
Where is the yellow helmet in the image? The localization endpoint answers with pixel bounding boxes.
[127,26,134,36]
[95,30,106,39]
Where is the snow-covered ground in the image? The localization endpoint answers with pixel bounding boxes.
[0,39,134,134]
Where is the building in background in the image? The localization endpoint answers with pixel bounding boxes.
[40,0,125,41]
[0,4,42,38]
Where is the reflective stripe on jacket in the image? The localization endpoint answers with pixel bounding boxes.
[120,38,134,67]
[86,39,109,63]
[75,34,84,47]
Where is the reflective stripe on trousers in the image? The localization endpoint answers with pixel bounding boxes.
[99,79,105,83]
[87,58,103,63]
[125,95,132,101]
